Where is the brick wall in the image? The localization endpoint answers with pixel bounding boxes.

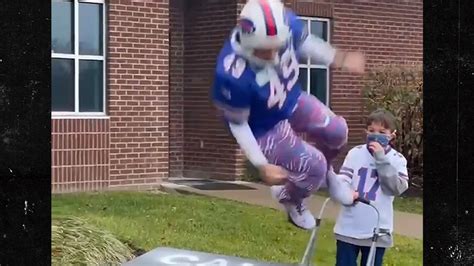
[169,0,185,177]
[52,1,171,193]
[52,119,109,192]
[182,0,241,180]
[107,0,170,187]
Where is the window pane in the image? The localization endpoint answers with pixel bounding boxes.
[298,19,307,27]
[310,21,328,65]
[79,3,103,55]
[309,68,327,104]
[52,0,74,54]
[52,59,75,111]
[298,67,308,92]
[79,60,103,112]
[310,20,328,41]
[298,19,309,41]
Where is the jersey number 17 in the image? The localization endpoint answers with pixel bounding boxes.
[356,167,380,201]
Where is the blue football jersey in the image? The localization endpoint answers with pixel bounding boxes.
[212,10,308,138]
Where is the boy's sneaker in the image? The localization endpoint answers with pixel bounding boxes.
[270,185,316,230]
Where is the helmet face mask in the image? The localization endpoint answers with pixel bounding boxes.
[236,0,290,66]
[253,48,279,61]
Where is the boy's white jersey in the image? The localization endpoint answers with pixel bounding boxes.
[334,145,409,239]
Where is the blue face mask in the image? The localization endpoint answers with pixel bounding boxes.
[366,133,391,147]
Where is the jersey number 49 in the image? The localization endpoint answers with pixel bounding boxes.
[267,47,299,109]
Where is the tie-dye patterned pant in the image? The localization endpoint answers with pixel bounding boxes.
[257,92,348,204]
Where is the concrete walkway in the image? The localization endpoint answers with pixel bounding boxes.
[159,178,422,240]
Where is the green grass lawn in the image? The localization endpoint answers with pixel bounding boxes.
[392,196,423,215]
[52,192,422,266]
[314,189,423,215]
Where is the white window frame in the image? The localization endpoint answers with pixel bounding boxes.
[298,16,331,106]
[51,0,107,118]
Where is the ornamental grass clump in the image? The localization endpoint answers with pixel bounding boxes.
[52,216,134,265]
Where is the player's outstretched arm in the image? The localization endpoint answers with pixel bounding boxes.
[287,8,365,74]
[298,36,365,74]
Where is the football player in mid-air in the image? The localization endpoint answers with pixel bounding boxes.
[211,0,364,230]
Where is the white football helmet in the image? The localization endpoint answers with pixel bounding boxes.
[235,0,290,66]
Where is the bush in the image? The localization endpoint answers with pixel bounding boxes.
[362,65,423,190]
[52,216,134,265]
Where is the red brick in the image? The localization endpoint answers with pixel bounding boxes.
[52,119,110,192]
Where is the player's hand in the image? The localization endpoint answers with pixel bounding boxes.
[352,191,359,201]
[258,164,288,185]
[368,141,384,154]
[341,51,365,74]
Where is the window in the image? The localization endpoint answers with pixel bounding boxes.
[297,17,330,105]
[51,0,106,116]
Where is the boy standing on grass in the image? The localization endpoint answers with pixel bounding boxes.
[327,109,409,266]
